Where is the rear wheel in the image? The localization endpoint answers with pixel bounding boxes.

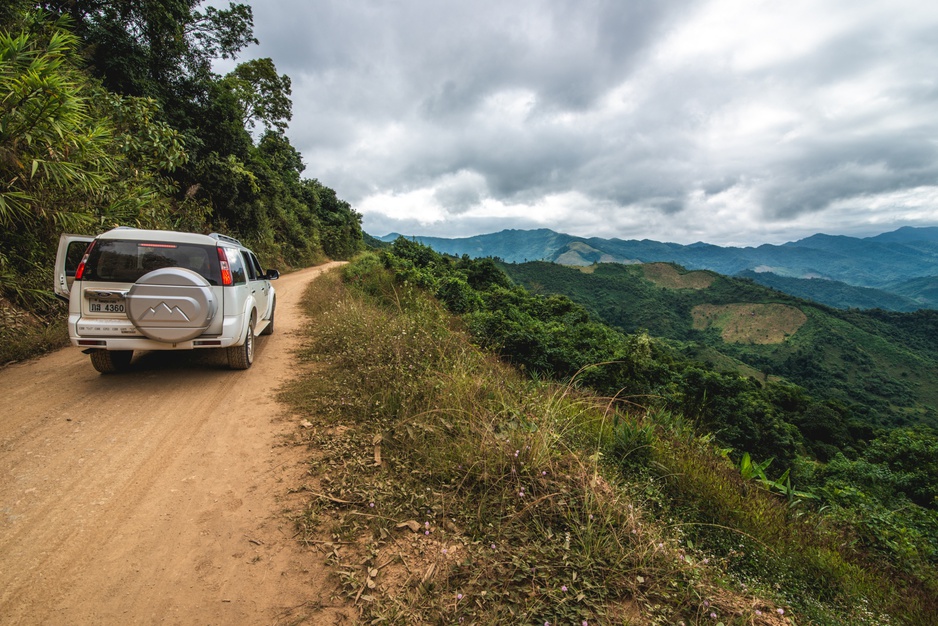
[226,319,255,370]
[90,350,133,374]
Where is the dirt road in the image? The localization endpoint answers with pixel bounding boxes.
[0,263,349,625]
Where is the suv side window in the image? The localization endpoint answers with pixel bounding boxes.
[242,251,257,281]
[225,247,247,284]
[246,252,265,280]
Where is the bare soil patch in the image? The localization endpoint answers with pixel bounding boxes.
[692,302,807,344]
[643,263,715,289]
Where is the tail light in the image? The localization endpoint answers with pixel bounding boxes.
[74,241,96,280]
[217,247,233,286]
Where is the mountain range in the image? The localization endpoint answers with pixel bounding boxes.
[378,226,938,310]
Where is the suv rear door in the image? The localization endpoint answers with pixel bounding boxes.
[242,250,272,320]
[54,234,94,300]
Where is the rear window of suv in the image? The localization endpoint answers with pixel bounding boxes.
[83,240,223,285]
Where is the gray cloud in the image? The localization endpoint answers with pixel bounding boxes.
[226,0,938,244]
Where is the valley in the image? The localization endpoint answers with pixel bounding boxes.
[502,260,938,430]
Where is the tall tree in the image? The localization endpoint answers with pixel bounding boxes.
[223,57,291,135]
[35,0,257,100]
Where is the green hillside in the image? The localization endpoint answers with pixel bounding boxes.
[885,275,938,309]
[738,270,926,312]
[503,261,938,429]
[290,243,938,625]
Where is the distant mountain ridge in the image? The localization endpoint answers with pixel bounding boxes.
[378,227,938,310]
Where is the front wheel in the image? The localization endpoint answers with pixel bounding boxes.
[227,320,255,370]
[90,350,133,374]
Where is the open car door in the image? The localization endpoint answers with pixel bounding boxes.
[54,234,94,301]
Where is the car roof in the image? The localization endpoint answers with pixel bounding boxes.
[97,228,246,249]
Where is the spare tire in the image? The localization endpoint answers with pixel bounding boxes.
[125,267,217,342]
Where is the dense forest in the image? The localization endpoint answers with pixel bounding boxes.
[0,1,363,327]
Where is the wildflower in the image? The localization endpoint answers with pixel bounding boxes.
[514,450,519,457]
[582,622,588,626]
[457,593,463,600]
[777,608,785,615]
[703,601,709,607]
[542,470,547,475]
[425,531,430,535]
[755,610,762,616]
[442,548,448,554]
[490,543,496,549]
[369,502,374,508]
[561,585,567,592]
[710,612,717,619]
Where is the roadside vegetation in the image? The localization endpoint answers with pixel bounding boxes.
[283,242,938,625]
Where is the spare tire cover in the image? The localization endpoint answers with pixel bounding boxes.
[125,267,217,342]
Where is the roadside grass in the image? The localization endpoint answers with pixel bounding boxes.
[0,296,68,365]
[281,261,934,625]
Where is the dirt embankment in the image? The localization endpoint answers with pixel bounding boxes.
[0,263,351,625]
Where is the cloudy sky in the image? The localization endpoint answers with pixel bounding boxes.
[220,0,938,246]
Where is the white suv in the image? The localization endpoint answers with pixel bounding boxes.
[54,227,278,373]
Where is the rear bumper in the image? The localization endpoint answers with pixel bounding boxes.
[70,336,235,350]
[68,312,247,350]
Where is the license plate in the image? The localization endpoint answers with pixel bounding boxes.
[89,299,125,314]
